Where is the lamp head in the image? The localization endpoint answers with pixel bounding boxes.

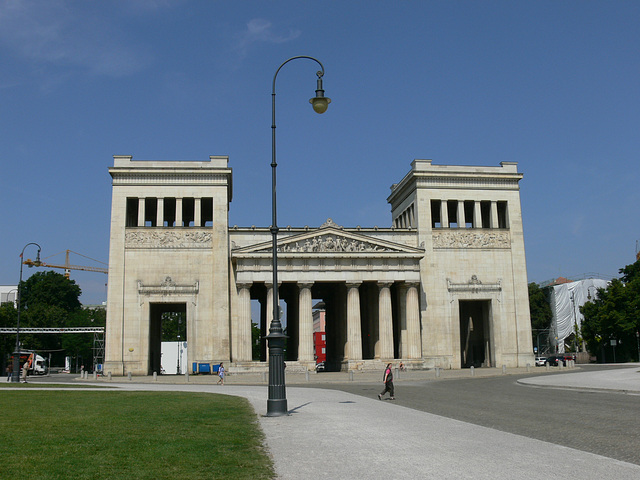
[309,73,331,114]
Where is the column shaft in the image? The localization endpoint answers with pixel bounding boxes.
[236,284,252,361]
[378,283,394,359]
[406,284,421,358]
[346,283,363,360]
[473,201,482,228]
[298,284,314,362]
[137,198,145,227]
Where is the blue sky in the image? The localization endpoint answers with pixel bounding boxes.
[1,1,638,305]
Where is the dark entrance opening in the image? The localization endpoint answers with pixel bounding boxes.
[149,303,187,375]
[459,300,491,368]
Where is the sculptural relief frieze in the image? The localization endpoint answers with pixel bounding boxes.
[433,230,510,249]
[275,234,395,253]
[125,229,212,248]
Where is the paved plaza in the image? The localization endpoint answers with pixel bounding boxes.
[12,364,640,479]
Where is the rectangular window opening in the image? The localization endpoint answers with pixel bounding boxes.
[431,200,441,228]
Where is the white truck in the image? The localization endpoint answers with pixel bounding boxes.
[12,351,48,375]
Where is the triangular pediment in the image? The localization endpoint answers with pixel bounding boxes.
[233,223,423,256]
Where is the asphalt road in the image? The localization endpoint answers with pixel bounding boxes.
[309,365,640,465]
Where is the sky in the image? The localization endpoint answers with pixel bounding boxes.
[1,1,639,305]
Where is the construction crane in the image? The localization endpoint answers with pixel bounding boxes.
[23,249,108,278]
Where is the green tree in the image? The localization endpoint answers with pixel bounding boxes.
[529,282,553,330]
[581,259,640,362]
[252,322,262,361]
[20,271,82,312]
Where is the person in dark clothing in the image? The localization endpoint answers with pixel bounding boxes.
[378,363,395,400]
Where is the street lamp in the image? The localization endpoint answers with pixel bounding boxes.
[12,242,42,383]
[267,56,331,416]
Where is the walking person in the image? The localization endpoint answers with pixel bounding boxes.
[21,360,30,383]
[216,362,225,385]
[6,364,11,382]
[378,363,395,400]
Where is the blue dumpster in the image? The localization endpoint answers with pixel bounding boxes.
[192,362,198,374]
[198,363,211,374]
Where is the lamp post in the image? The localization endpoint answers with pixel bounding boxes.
[12,242,42,383]
[267,56,331,416]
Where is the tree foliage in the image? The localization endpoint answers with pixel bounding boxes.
[20,271,82,312]
[581,259,640,362]
[1,270,103,371]
[528,282,553,331]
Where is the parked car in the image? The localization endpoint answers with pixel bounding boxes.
[535,356,546,366]
[545,355,567,366]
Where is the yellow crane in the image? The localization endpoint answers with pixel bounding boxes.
[23,249,108,278]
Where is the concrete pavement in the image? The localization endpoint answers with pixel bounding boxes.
[83,365,640,479]
[11,365,640,479]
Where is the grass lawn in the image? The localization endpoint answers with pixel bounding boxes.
[0,391,275,479]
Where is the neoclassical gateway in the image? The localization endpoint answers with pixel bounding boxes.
[104,155,534,375]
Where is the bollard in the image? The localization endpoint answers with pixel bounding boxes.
[93,371,97,380]
[128,372,132,381]
[108,371,112,380]
[349,370,354,382]
[262,371,267,383]
[435,367,441,378]
[545,362,550,371]
[305,370,309,382]
[153,372,157,381]
[526,363,531,373]
[502,365,506,374]
[470,366,475,377]
[395,367,400,380]
[185,371,189,382]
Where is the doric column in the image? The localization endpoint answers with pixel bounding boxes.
[346,282,363,360]
[405,283,422,359]
[457,200,466,228]
[175,198,183,227]
[137,198,145,227]
[473,201,482,228]
[297,283,314,362]
[194,198,202,227]
[490,200,499,229]
[236,283,252,361]
[440,200,449,228]
[377,282,394,359]
[156,198,164,227]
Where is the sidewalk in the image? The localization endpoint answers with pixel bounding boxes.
[99,365,640,479]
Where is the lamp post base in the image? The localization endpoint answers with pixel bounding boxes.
[265,398,288,417]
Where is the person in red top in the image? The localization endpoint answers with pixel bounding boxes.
[378,363,395,400]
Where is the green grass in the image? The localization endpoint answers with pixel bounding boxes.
[0,391,275,479]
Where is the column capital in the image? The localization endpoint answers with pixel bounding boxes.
[346,281,362,289]
[237,282,252,291]
[298,282,314,290]
[377,281,393,289]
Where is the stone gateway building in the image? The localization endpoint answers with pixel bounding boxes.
[104,155,534,375]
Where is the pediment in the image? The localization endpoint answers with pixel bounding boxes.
[233,224,423,256]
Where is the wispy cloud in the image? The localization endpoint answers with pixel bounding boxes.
[0,1,152,79]
[234,19,301,58]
